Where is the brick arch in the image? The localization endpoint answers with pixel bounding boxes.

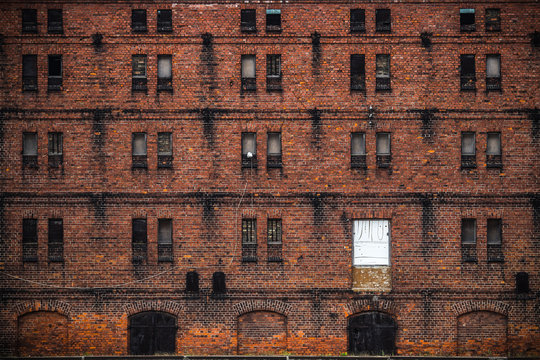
[123,301,184,317]
[13,299,73,319]
[233,299,292,317]
[345,298,398,317]
[451,300,510,316]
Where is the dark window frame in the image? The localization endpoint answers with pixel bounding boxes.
[157,9,173,33]
[132,55,148,92]
[487,218,503,262]
[460,54,476,91]
[48,132,63,168]
[460,8,476,32]
[461,131,476,169]
[351,132,367,169]
[486,54,501,91]
[267,218,282,262]
[375,9,391,33]
[266,132,282,168]
[461,218,477,262]
[132,218,147,264]
[158,219,173,262]
[47,55,62,91]
[375,54,391,91]
[486,132,502,168]
[22,9,38,34]
[266,54,282,92]
[241,54,256,92]
[132,132,148,169]
[242,218,257,262]
[241,132,257,168]
[47,9,63,34]
[350,54,366,91]
[266,9,281,32]
[350,9,366,33]
[376,132,391,168]
[48,218,63,262]
[132,9,147,33]
[241,9,257,33]
[22,55,38,91]
[22,132,38,168]
[23,218,38,262]
[485,8,501,32]
[157,55,173,92]
[157,132,173,168]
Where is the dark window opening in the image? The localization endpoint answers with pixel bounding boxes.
[266,9,281,32]
[48,132,63,168]
[266,54,282,91]
[129,312,176,355]
[461,132,476,168]
[267,219,282,262]
[212,271,226,295]
[158,219,173,262]
[158,132,173,168]
[350,54,365,91]
[48,219,63,262]
[487,219,503,262]
[132,219,147,263]
[485,9,501,31]
[241,9,256,32]
[132,132,147,169]
[186,271,199,293]
[267,132,282,168]
[157,10,172,33]
[460,8,475,32]
[461,219,477,262]
[242,219,257,262]
[132,10,147,33]
[516,272,529,294]
[48,55,62,91]
[47,9,63,34]
[486,132,502,168]
[350,9,365,33]
[157,55,173,91]
[460,54,476,91]
[351,132,366,169]
[23,55,38,91]
[376,9,391,32]
[23,132,38,168]
[23,219,38,262]
[241,55,256,92]
[22,9,37,33]
[486,54,501,91]
[376,133,391,168]
[375,54,391,91]
[241,132,257,168]
[132,55,147,92]
[348,312,396,355]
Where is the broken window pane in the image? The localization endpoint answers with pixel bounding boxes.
[132,133,147,156]
[376,133,390,155]
[485,8,501,31]
[23,132,38,156]
[375,9,391,32]
[460,8,475,31]
[266,9,281,32]
[241,9,256,32]
[132,9,147,32]
[48,9,63,34]
[461,132,475,155]
[350,9,365,33]
[22,9,37,33]
[157,9,172,32]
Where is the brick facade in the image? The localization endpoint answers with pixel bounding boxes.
[0,0,538,356]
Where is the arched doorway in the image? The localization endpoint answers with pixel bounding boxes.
[457,311,507,355]
[348,311,396,355]
[129,311,177,355]
[18,311,69,356]
[237,311,287,355]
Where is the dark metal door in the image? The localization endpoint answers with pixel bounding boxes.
[129,312,176,355]
[348,312,396,355]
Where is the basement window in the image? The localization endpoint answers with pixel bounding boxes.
[375,9,391,32]
[23,132,38,168]
[132,219,147,264]
[350,54,366,91]
[376,133,391,168]
[47,9,63,34]
[241,132,257,168]
[158,132,173,168]
[157,55,173,91]
[486,132,502,168]
[23,219,38,262]
[22,9,37,33]
[351,132,366,169]
[48,132,63,168]
[461,132,476,168]
[266,54,282,91]
[132,55,147,92]
[267,219,282,262]
[132,9,147,33]
[242,218,257,262]
[158,219,173,262]
[22,55,38,91]
[48,55,62,91]
[461,219,477,262]
[485,9,501,32]
[352,220,390,266]
[487,219,503,262]
[460,54,476,91]
[350,9,365,33]
[375,54,391,91]
[460,8,476,32]
[241,9,256,32]
[267,132,282,168]
[486,54,501,91]
[132,133,147,169]
[266,9,281,32]
[48,219,63,262]
[241,55,256,92]
[157,9,172,33]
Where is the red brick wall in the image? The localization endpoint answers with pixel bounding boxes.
[17,311,69,356]
[238,311,287,355]
[457,311,507,356]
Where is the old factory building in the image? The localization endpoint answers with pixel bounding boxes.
[0,0,538,356]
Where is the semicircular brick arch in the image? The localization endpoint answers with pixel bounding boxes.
[345,298,398,317]
[233,299,292,316]
[451,300,510,316]
[123,300,184,317]
[13,299,73,319]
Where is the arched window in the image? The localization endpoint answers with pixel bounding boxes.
[348,311,396,355]
[129,311,177,355]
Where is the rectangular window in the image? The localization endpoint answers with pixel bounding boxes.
[487,219,503,262]
[460,8,476,32]
[22,9,37,33]
[47,9,63,34]
[158,219,173,262]
[266,54,282,91]
[241,55,256,92]
[132,132,147,169]
[351,132,366,169]
[267,219,282,262]
[157,55,173,91]
[267,132,282,168]
[48,219,63,262]
[376,132,391,168]
[460,54,476,91]
[375,9,391,32]
[48,132,63,168]
[486,132,502,168]
[461,132,476,168]
[241,132,257,168]
[461,219,477,262]
[157,9,172,33]
[350,54,365,91]
[486,54,501,91]
[23,132,38,168]
[375,54,391,91]
[353,220,390,266]
[266,9,281,32]
[241,9,256,32]
[242,219,257,262]
[158,132,173,168]
[22,55,37,91]
[132,219,147,263]
[132,55,147,92]
[48,55,62,91]
[350,9,365,33]
[485,9,501,31]
[22,219,38,262]
[132,9,147,33]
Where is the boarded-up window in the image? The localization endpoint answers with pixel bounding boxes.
[48,219,63,262]
[353,220,390,266]
[158,219,172,262]
[23,219,38,262]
